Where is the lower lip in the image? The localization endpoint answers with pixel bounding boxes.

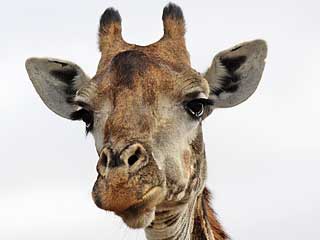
[123,186,164,212]
[142,186,163,200]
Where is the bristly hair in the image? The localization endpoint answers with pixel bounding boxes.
[99,7,121,33]
[70,109,94,135]
[162,3,186,38]
[162,3,184,21]
[202,187,229,240]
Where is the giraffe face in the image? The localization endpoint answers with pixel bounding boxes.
[84,49,211,228]
[26,3,267,229]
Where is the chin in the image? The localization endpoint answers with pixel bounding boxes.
[93,182,166,229]
[117,186,165,228]
[119,206,156,228]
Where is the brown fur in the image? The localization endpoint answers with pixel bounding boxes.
[110,50,151,89]
[83,3,227,237]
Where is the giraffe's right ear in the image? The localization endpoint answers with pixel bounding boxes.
[204,40,267,108]
[25,58,90,119]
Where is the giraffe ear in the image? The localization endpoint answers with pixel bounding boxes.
[25,58,90,119]
[204,40,267,108]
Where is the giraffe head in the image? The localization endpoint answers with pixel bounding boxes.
[26,3,267,229]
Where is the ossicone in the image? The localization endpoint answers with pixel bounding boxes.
[98,8,126,53]
[162,3,186,39]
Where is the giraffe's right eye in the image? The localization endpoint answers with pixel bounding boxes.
[70,108,94,133]
[186,100,204,118]
[184,98,214,120]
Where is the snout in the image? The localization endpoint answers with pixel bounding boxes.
[92,143,165,222]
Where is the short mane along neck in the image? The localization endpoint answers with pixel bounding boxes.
[145,187,228,240]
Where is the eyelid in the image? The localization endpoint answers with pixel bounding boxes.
[183,98,214,107]
[190,98,214,106]
[183,91,207,100]
[70,108,89,120]
[74,100,93,111]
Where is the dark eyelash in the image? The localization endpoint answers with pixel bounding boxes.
[70,109,94,134]
[70,109,85,120]
[85,125,93,135]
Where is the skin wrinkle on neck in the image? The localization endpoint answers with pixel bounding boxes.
[145,189,215,240]
[194,194,215,240]
[145,197,196,240]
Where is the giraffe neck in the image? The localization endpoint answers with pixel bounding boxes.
[144,187,228,240]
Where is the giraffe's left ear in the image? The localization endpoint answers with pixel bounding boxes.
[25,58,90,119]
[204,39,267,108]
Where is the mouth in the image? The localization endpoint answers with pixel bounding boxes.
[121,186,164,213]
[117,186,166,228]
[92,150,166,228]
[92,177,166,229]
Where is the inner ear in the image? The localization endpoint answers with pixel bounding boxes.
[220,55,247,73]
[50,66,78,84]
[213,55,247,95]
[49,66,79,98]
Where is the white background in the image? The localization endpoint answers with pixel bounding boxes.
[1,0,319,239]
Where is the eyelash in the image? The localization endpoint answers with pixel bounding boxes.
[70,108,94,134]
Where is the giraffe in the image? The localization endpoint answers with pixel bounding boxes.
[25,3,267,240]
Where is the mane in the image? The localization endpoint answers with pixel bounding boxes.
[202,187,229,240]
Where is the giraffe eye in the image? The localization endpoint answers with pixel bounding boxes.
[185,98,214,119]
[81,110,94,131]
[70,108,94,133]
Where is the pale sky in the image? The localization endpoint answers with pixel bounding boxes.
[1,0,319,239]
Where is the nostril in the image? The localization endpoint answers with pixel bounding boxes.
[128,148,141,167]
[97,149,109,177]
[100,151,108,167]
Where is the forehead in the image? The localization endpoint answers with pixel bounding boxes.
[92,49,209,104]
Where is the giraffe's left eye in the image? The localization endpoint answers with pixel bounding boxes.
[81,109,94,131]
[70,108,94,133]
[185,99,214,119]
